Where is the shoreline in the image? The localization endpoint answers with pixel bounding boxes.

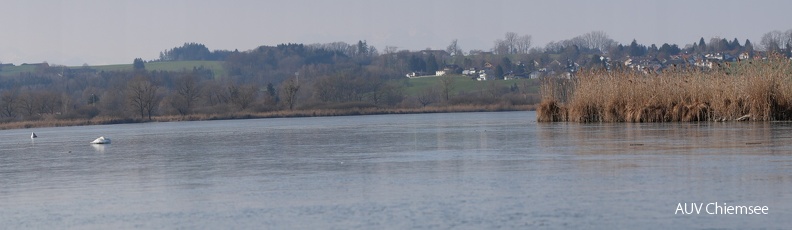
[0,104,536,131]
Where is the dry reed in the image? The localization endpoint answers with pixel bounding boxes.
[538,56,792,122]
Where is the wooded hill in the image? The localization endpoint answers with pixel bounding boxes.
[0,41,539,126]
[1,29,790,126]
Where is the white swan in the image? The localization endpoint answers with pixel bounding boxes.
[90,136,111,144]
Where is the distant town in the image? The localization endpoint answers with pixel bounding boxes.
[404,31,791,81]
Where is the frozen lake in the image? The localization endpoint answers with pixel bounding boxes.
[1,111,790,229]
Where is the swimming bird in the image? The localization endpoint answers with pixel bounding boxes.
[31,132,37,139]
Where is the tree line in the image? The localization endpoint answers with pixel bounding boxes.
[1,29,790,124]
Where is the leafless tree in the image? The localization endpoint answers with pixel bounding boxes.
[515,35,532,54]
[171,75,202,115]
[202,81,229,107]
[760,30,791,52]
[384,46,399,54]
[578,31,616,52]
[493,39,510,55]
[544,41,564,53]
[486,80,500,98]
[97,87,126,117]
[416,88,436,107]
[370,82,403,106]
[280,77,300,110]
[504,32,518,53]
[0,90,18,118]
[17,91,37,118]
[446,39,463,56]
[709,37,725,52]
[438,75,455,102]
[127,76,160,120]
[491,32,533,54]
[308,42,355,56]
[228,84,258,111]
[36,91,61,115]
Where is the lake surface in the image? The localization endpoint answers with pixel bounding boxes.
[1,111,790,229]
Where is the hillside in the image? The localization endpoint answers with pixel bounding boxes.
[0,61,225,77]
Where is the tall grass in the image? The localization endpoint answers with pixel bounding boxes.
[538,56,792,122]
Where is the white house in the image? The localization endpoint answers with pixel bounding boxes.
[739,52,750,60]
[477,70,492,81]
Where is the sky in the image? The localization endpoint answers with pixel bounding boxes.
[1,0,790,66]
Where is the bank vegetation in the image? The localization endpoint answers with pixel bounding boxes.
[538,55,792,122]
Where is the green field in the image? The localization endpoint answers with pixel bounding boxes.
[0,64,39,75]
[0,61,226,77]
[403,75,539,96]
[92,61,226,76]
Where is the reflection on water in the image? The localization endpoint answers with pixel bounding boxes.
[90,144,106,153]
[0,112,790,229]
[537,122,792,155]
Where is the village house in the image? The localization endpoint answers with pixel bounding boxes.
[477,69,493,81]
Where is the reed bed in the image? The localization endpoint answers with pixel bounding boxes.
[538,56,792,122]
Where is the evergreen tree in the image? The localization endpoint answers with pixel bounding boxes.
[409,55,426,72]
[266,82,276,99]
[501,57,512,72]
[425,54,439,73]
[133,58,145,70]
[720,38,730,51]
[731,38,741,51]
[495,65,504,79]
[745,39,754,54]
[356,40,368,57]
[629,39,646,57]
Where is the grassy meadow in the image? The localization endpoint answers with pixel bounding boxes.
[538,57,792,122]
[0,61,226,77]
[92,61,225,76]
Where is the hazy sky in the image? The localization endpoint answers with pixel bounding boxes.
[1,0,790,66]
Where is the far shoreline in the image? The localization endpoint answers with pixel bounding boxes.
[1,104,536,131]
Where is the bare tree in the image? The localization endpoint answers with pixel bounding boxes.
[280,77,300,110]
[579,31,616,52]
[36,91,61,115]
[438,75,455,102]
[493,39,510,55]
[0,90,18,118]
[709,37,724,52]
[384,46,399,54]
[202,81,229,107]
[98,87,126,117]
[446,39,463,56]
[171,75,202,115]
[515,35,532,54]
[759,30,790,52]
[416,88,436,107]
[504,32,518,53]
[228,84,258,111]
[486,80,500,98]
[127,76,160,120]
[17,91,37,118]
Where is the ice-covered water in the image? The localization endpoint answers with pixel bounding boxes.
[1,112,790,229]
